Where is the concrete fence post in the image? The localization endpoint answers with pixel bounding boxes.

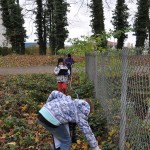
[119,47,128,150]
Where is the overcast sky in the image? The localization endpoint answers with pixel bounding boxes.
[20,0,137,46]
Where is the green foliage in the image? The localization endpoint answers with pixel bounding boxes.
[58,29,131,56]
[89,100,108,137]
[25,47,39,55]
[74,62,86,82]
[146,97,150,107]
[12,74,57,102]
[1,145,18,150]
[112,28,132,39]
[58,35,108,56]
[101,141,117,150]
[70,79,94,99]
[3,117,25,131]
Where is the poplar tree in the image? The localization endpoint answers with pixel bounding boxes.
[35,0,47,55]
[1,0,26,54]
[111,0,130,49]
[53,0,69,52]
[90,0,106,48]
[134,0,149,51]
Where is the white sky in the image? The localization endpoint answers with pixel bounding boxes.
[20,0,137,47]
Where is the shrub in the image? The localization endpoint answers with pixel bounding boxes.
[0,47,13,56]
[25,47,39,55]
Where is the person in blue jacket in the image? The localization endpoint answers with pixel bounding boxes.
[38,90,101,150]
[65,54,75,75]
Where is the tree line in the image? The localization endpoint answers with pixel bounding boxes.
[0,0,149,55]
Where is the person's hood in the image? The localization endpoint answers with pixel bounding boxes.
[74,99,90,117]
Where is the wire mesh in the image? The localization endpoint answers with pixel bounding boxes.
[85,49,150,150]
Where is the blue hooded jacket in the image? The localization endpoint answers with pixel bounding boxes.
[40,90,98,148]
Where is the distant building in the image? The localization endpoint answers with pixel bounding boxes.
[0,7,11,47]
[108,41,134,49]
[107,41,117,48]
[126,42,134,48]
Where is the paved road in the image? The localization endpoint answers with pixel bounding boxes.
[0,65,55,75]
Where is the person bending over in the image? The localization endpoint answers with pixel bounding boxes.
[38,90,101,150]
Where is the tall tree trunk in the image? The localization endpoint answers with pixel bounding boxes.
[47,0,56,55]
[148,17,150,54]
[36,0,46,55]
[43,13,47,55]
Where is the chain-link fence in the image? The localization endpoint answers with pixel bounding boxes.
[86,48,150,150]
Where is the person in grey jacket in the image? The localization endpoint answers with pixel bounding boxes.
[38,90,101,150]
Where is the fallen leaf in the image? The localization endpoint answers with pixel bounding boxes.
[22,113,29,117]
[27,120,34,124]
[7,142,16,146]
[0,135,6,142]
[21,105,28,111]
[77,139,81,145]
[35,131,39,142]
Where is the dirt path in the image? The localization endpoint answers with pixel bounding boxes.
[0,65,55,75]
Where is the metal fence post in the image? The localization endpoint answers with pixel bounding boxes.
[94,51,98,98]
[85,53,88,77]
[119,47,128,150]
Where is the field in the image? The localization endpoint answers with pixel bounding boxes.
[0,54,84,67]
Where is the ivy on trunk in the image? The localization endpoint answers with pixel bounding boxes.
[111,0,130,49]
